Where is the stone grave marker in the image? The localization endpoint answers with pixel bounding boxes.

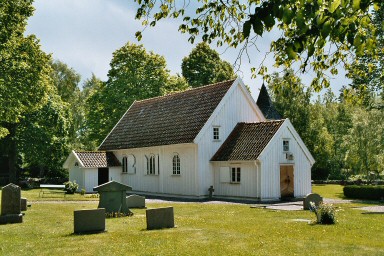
[93,181,132,214]
[126,194,145,208]
[303,193,323,210]
[0,183,23,224]
[21,198,27,211]
[146,207,174,230]
[74,208,106,234]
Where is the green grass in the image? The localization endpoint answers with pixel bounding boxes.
[0,187,383,255]
[312,184,345,199]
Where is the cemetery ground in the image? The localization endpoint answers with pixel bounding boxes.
[0,185,383,256]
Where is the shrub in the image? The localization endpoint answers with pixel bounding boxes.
[310,202,337,224]
[64,180,79,194]
[343,185,384,200]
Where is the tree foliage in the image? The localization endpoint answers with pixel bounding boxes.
[346,3,384,107]
[182,42,235,87]
[86,42,189,146]
[0,0,53,182]
[134,0,381,93]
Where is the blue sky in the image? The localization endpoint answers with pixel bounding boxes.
[25,0,349,99]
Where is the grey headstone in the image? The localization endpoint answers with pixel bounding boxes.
[126,194,145,208]
[21,198,27,211]
[74,208,106,234]
[93,181,132,214]
[146,207,174,230]
[303,193,323,210]
[1,183,21,215]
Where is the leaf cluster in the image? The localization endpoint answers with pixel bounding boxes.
[133,0,382,92]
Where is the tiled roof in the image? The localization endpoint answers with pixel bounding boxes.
[211,120,285,161]
[256,84,282,120]
[74,151,121,168]
[99,79,235,150]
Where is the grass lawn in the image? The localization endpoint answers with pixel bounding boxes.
[0,186,383,255]
[312,184,345,199]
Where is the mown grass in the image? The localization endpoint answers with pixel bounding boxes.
[312,184,345,199]
[0,187,383,255]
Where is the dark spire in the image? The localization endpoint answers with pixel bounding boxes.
[256,83,283,120]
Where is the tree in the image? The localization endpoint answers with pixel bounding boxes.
[0,0,53,183]
[50,60,84,150]
[343,108,384,179]
[346,3,384,107]
[181,42,235,87]
[267,69,311,139]
[134,0,381,94]
[18,95,70,179]
[86,42,188,145]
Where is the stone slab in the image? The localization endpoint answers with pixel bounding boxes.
[303,193,323,210]
[74,208,106,234]
[126,194,145,208]
[1,183,21,215]
[0,214,23,225]
[146,207,174,230]
[21,198,27,211]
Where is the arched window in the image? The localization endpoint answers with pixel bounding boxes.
[146,154,157,175]
[172,154,180,175]
[122,156,128,173]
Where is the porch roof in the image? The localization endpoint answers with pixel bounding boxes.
[211,120,284,161]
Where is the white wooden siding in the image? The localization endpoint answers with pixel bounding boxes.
[196,80,265,195]
[117,143,198,196]
[213,162,259,198]
[84,168,98,192]
[258,121,312,200]
[69,165,84,192]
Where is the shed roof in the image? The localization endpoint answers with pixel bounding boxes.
[74,151,121,168]
[211,120,285,161]
[99,79,235,150]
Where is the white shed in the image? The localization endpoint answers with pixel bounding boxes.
[63,151,121,192]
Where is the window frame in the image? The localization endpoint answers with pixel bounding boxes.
[213,126,220,141]
[283,139,290,152]
[172,153,181,175]
[122,156,128,173]
[230,167,241,183]
[146,154,157,175]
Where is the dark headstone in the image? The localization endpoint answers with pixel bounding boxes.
[303,193,323,210]
[74,208,106,234]
[146,207,174,230]
[21,198,27,211]
[93,181,132,214]
[1,183,21,215]
[126,194,145,208]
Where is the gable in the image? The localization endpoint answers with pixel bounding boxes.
[211,120,284,161]
[99,80,235,150]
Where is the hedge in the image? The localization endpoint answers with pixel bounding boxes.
[343,185,384,200]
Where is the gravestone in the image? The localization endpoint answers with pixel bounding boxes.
[21,198,27,211]
[146,207,174,230]
[303,193,323,210]
[0,183,23,224]
[93,181,132,214]
[1,183,21,215]
[126,194,146,208]
[74,208,106,234]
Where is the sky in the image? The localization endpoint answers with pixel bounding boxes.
[25,0,350,100]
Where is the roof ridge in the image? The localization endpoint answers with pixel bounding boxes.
[135,79,236,103]
[239,119,286,125]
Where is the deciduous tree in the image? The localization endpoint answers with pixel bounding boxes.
[181,42,235,87]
